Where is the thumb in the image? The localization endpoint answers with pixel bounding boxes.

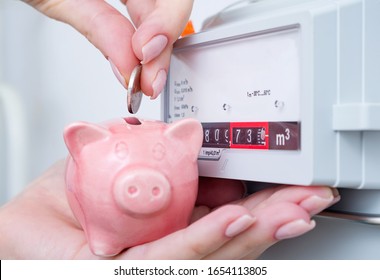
[127,0,194,97]
[129,0,194,62]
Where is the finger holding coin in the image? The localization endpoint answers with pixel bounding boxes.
[127,65,143,114]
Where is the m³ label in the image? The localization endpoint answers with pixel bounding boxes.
[268,122,300,150]
[201,122,300,151]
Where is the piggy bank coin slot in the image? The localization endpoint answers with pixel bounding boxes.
[124,117,142,125]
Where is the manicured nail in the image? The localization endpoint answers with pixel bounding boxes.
[300,195,334,216]
[331,194,341,206]
[109,59,127,88]
[141,35,168,64]
[330,188,341,205]
[225,215,256,238]
[151,69,167,100]
[331,188,340,198]
[275,219,316,240]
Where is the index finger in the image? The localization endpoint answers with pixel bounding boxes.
[118,205,255,259]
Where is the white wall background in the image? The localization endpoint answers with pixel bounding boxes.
[0,0,237,204]
[2,0,380,260]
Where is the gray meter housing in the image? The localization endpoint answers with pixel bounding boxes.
[163,0,380,189]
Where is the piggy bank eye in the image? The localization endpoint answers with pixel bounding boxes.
[152,143,166,161]
[115,142,129,159]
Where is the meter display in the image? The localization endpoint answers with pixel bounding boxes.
[202,122,300,150]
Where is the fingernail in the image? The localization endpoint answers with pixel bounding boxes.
[225,215,256,238]
[141,35,168,64]
[151,69,167,100]
[109,59,127,88]
[331,188,341,206]
[300,195,334,216]
[331,188,340,198]
[331,194,341,206]
[275,219,316,240]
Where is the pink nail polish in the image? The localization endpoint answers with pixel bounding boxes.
[300,195,334,216]
[275,219,316,240]
[225,215,256,238]
[141,35,168,64]
[331,188,340,198]
[109,59,127,88]
[331,194,341,205]
[151,69,167,100]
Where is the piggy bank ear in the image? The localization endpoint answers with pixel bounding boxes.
[63,122,110,160]
[165,118,203,160]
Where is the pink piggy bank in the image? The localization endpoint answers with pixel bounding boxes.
[63,117,203,256]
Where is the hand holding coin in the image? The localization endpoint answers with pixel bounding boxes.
[127,65,143,114]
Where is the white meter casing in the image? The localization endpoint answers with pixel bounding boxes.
[163,0,380,189]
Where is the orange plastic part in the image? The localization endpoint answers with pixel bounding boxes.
[181,20,195,37]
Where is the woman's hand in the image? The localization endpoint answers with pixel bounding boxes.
[25,0,194,98]
[0,160,339,259]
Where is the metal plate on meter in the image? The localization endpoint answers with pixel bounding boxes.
[164,26,302,184]
[165,27,301,124]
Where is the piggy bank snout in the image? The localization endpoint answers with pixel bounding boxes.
[113,168,171,216]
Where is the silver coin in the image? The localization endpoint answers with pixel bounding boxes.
[127,65,143,114]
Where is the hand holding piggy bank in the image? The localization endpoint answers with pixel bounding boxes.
[63,117,203,256]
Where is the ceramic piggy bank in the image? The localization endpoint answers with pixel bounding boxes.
[63,117,203,256]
